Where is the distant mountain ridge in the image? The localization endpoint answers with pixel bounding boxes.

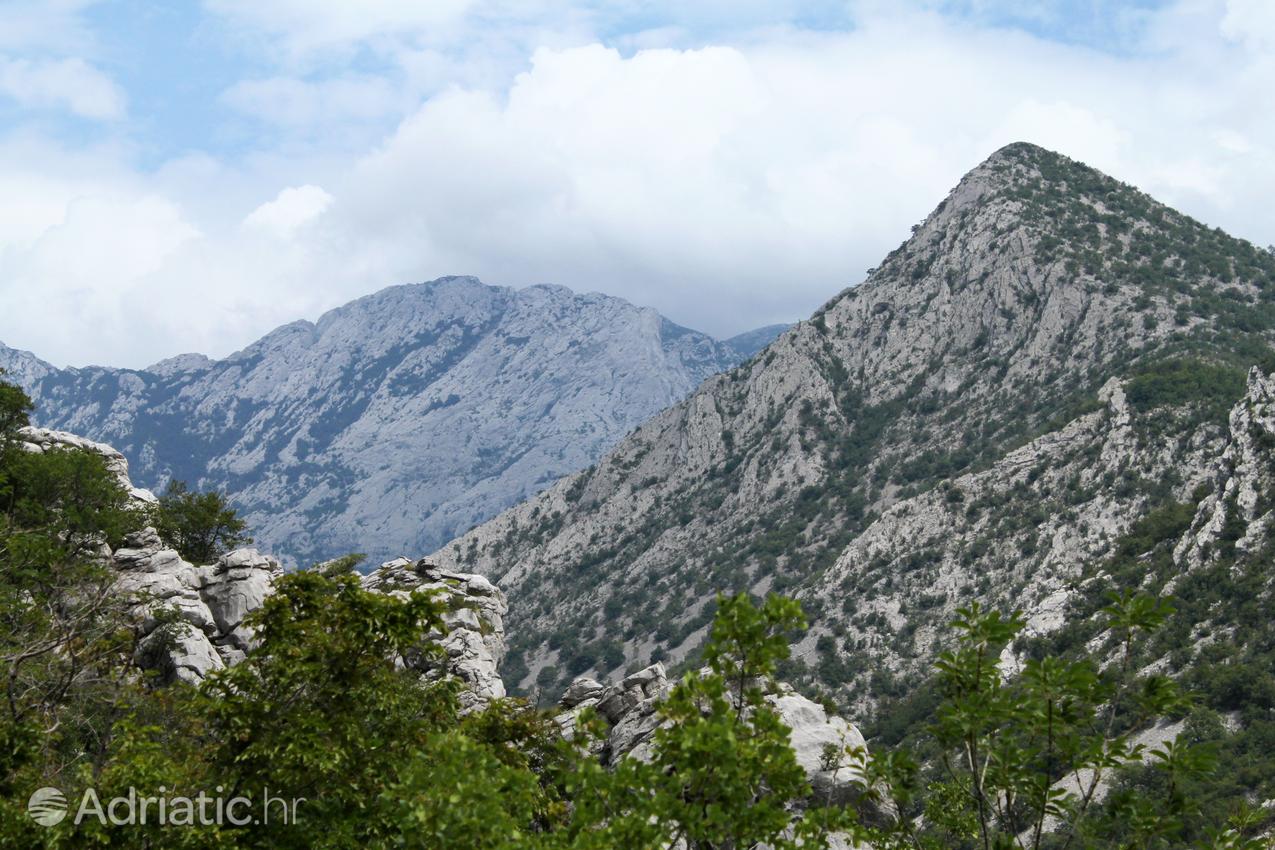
[1,276,785,565]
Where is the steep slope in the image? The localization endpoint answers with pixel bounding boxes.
[428,142,1275,703]
[2,276,765,565]
[724,323,793,358]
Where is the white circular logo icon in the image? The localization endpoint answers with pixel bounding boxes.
[27,787,67,827]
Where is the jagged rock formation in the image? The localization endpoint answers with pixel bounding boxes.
[426,142,1275,714]
[119,529,282,683]
[19,426,282,684]
[554,664,669,762]
[554,663,867,800]
[20,426,158,506]
[1,277,783,566]
[362,557,508,711]
[1173,367,1275,570]
[119,546,511,703]
[23,425,512,700]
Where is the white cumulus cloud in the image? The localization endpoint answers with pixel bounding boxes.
[0,56,125,119]
[2,0,1275,369]
[243,185,335,237]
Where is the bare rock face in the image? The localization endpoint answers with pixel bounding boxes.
[588,663,673,764]
[362,557,509,711]
[134,622,224,686]
[23,424,513,705]
[117,546,511,706]
[769,689,867,802]
[14,426,259,684]
[1174,367,1275,569]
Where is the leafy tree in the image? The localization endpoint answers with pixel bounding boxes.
[151,480,251,565]
[195,569,456,848]
[650,593,850,848]
[70,568,574,850]
[853,593,1245,850]
[0,374,32,442]
[556,593,852,850]
[0,378,149,846]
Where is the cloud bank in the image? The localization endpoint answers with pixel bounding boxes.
[0,1,1272,368]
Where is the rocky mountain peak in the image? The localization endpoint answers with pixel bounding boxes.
[146,352,214,377]
[3,277,787,566]
[428,146,1275,707]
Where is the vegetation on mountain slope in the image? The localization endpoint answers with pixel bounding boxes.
[429,144,1275,711]
[4,375,1273,846]
[9,139,1275,844]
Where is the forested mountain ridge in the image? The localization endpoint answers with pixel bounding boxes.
[427,142,1275,723]
[0,277,782,566]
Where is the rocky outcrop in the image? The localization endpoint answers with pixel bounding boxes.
[3,277,784,566]
[119,547,511,703]
[1174,367,1275,569]
[771,689,868,801]
[19,426,157,506]
[17,426,283,684]
[119,546,511,704]
[114,527,282,683]
[22,423,514,702]
[362,557,508,711]
[554,663,671,763]
[554,664,868,800]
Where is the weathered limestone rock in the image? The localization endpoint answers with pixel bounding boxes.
[593,663,672,763]
[112,526,284,680]
[117,544,509,702]
[19,426,157,506]
[561,676,605,707]
[27,424,511,703]
[362,556,509,711]
[556,664,868,801]
[201,548,278,645]
[134,622,224,685]
[1175,368,1275,569]
[768,687,867,801]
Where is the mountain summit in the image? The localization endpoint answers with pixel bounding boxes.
[1,276,782,565]
[427,143,1275,703]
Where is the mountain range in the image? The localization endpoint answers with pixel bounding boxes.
[422,141,1275,735]
[12,141,1275,775]
[1,277,786,566]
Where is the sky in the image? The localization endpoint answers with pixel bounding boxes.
[0,0,1273,369]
